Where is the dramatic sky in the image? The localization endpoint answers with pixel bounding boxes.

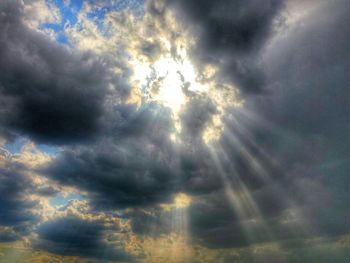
[1,0,350,262]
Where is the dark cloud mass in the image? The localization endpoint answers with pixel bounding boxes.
[1,0,350,262]
[44,104,180,209]
[0,162,38,241]
[35,216,134,261]
[255,0,350,238]
[186,0,350,251]
[0,0,116,144]
[141,0,350,253]
[164,0,285,94]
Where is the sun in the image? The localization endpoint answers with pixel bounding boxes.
[130,52,207,114]
[152,56,186,111]
[129,45,240,144]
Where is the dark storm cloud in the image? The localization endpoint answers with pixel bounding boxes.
[0,0,126,145]
[260,0,350,149]
[35,216,135,262]
[205,0,350,246]
[180,93,217,140]
[188,188,304,248]
[44,104,181,209]
[128,208,173,236]
[159,0,286,94]
[1,0,350,259]
[192,1,350,249]
[0,147,61,243]
[43,98,274,212]
[0,162,38,241]
[178,147,223,195]
[256,0,350,229]
[174,0,350,249]
[188,192,250,248]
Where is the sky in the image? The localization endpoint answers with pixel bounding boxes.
[0,0,350,262]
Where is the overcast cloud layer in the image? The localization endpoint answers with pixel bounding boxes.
[1,0,350,262]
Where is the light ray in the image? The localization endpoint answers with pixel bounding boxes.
[207,140,277,245]
[214,111,314,244]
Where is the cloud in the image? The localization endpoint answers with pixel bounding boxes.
[0,142,58,242]
[0,162,38,241]
[35,216,135,262]
[198,0,350,246]
[43,104,181,209]
[261,0,350,145]
[160,0,286,94]
[0,0,126,145]
[128,208,173,236]
[1,0,350,261]
[153,0,350,246]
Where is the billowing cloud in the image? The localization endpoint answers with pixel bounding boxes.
[0,168,37,241]
[35,216,135,262]
[43,104,180,209]
[1,0,350,262]
[160,0,286,94]
[0,154,39,241]
[0,0,128,145]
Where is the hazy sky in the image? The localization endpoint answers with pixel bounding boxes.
[0,0,350,262]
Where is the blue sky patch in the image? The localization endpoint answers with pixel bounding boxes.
[40,0,145,44]
[49,192,85,207]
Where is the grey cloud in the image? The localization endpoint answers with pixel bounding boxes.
[0,162,39,241]
[180,93,217,140]
[204,0,350,247]
[42,0,350,252]
[128,208,173,236]
[161,0,286,94]
[43,104,181,209]
[2,0,350,257]
[35,216,135,262]
[0,0,129,145]
[260,0,350,141]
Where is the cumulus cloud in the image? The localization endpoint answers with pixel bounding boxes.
[35,216,135,262]
[1,0,350,262]
[43,104,180,209]
[161,0,286,94]
[0,159,38,241]
[0,0,128,145]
